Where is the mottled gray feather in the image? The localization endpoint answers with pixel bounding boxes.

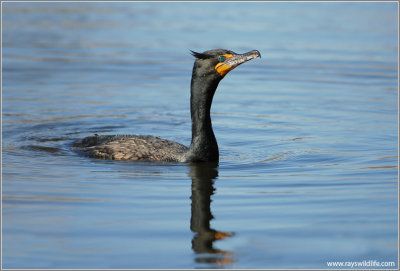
[72,135,188,162]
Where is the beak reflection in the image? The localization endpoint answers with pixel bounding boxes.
[189,162,235,266]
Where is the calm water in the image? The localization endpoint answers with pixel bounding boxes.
[2,2,398,269]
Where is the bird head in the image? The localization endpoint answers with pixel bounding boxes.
[190,49,261,80]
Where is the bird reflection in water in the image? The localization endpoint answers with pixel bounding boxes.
[189,162,235,266]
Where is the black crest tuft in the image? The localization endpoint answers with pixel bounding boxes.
[190,50,212,60]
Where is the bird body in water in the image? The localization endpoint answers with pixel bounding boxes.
[72,49,261,162]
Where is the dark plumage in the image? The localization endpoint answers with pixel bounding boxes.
[72,49,261,162]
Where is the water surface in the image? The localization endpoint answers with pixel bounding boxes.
[2,2,398,269]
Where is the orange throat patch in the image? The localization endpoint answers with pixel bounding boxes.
[215,54,234,76]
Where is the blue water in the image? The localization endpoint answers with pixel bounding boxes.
[2,2,398,269]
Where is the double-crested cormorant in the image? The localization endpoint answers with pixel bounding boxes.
[72,49,261,162]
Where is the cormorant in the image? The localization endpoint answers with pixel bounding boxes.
[72,49,261,162]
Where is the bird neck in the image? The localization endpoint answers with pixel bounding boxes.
[187,74,220,162]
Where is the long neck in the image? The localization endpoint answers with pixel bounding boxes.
[186,73,220,162]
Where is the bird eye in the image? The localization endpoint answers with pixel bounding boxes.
[218,56,226,62]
